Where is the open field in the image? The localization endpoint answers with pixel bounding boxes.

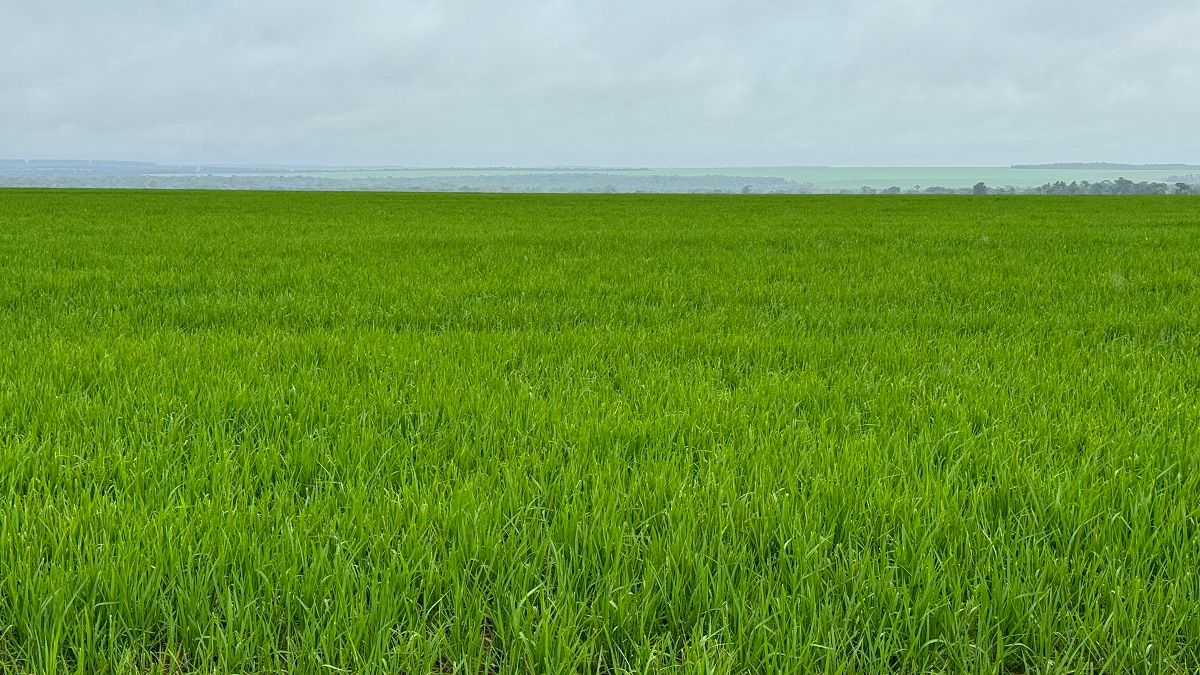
[1,190,1198,673]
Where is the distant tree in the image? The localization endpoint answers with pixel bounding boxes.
[972,182,988,195]
[1177,182,1191,195]
[882,186,902,195]
[861,186,877,194]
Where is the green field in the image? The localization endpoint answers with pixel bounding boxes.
[1,190,1198,673]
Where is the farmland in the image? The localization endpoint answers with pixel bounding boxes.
[1,190,1198,673]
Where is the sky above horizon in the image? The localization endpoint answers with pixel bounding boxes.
[3,1,1199,167]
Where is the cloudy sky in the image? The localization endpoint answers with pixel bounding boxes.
[3,1,1198,167]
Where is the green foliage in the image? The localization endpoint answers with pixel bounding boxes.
[1,190,1198,673]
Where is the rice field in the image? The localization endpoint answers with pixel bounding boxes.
[1,189,1198,673]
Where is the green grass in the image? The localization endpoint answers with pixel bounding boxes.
[1,190,1198,673]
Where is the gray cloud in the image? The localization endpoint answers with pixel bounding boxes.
[3,0,1198,165]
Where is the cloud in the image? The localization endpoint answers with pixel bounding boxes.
[2,0,1197,165]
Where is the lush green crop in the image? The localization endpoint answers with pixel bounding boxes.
[1,190,1198,673]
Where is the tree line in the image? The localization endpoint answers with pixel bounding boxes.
[856,178,1192,195]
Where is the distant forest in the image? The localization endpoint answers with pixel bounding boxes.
[883,179,1194,196]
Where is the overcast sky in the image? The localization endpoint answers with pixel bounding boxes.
[3,0,1198,167]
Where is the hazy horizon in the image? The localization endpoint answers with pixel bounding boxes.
[5,159,1200,171]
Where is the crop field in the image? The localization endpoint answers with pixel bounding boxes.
[1,189,1198,673]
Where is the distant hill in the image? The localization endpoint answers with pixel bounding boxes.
[0,159,160,171]
[1012,162,1200,170]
